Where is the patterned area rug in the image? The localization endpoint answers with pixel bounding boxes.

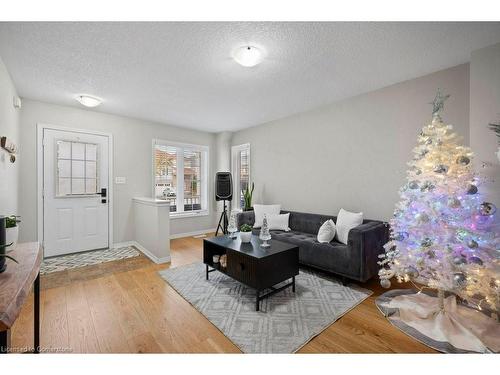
[159,262,372,353]
[41,246,140,274]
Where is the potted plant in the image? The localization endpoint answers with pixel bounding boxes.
[6,215,21,246]
[239,223,253,243]
[243,182,255,211]
[0,242,17,273]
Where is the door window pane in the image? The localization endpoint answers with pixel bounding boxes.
[86,161,97,179]
[72,160,85,178]
[57,141,71,159]
[86,144,97,161]
[72,142,85,160]
[86,178,97,194]
[56,140,99,197]
[72,178,85,194]
[57,160,71,178]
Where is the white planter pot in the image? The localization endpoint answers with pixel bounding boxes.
[6,226,19,246]
[239,231,252,243]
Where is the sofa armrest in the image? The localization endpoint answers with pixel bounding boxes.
[347,221,389,282]
[236,211,255,228]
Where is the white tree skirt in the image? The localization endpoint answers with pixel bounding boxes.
[376,289,499,353]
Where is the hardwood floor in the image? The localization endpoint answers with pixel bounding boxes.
[10,234,435,353]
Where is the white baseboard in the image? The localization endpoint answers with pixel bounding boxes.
[170,228,216,239]
[112,241,171,264]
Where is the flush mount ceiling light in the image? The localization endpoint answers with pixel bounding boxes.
[76,95,102,108]
[232,46,263,67]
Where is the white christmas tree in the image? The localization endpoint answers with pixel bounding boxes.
[379,90,500,313]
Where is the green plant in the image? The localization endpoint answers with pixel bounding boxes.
[242,182,254,210]
[0,243,18,263]
[6,215,21,228]
[240,224,253,232]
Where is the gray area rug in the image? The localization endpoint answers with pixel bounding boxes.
[41,246,140,274]
[159,262,372,353]
[376,289,498,354]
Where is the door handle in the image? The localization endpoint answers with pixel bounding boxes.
[97,188,107,197]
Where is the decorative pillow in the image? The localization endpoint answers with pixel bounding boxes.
[317,219,336,243]
[253,204,281,228]
[335,208,363,245]
[266,213,291,231]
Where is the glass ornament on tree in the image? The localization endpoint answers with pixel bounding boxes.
[259,214,272,248]
[377,90,500,353]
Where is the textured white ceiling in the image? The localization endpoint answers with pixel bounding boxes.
[0,22,499,132]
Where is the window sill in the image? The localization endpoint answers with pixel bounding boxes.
[169,211,209,220]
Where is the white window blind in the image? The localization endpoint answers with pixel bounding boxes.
[231,143,251,209]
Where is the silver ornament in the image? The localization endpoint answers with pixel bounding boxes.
[421,237,433,247]
[453,273,467,288]
[456,156,470,166]
[434,164,449,174]
[416,213,430,223]
[405,266,419,278]
[467,239,478,249]
[479,202,496,216]
[447,197,461,208]
[453,257,466,265]
[394,232,409,241]
[380,279,391,289]
[420,181,435,192]
[425,138,433,145]
[469,256,483,266]
[466,184,478,195]
[408,181,419,189]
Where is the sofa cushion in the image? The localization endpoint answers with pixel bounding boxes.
[253,204,281,228]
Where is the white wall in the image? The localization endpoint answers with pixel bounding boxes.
[0,57,20,217]
[470,42,500,208]
[18,99,217,243]
[231,64,470,221]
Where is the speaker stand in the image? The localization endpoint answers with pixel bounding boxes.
[216,200,229,236]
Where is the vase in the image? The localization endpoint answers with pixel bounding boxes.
[6,226,18,247]
[240,231,252,243]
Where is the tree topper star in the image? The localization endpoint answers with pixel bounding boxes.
[430,89,450,121]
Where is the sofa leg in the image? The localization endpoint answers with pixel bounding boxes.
[341,276,348,286]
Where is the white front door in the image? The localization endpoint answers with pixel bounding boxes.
[42,128,110,257]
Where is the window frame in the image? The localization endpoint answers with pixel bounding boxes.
[231,143,251,210]
[152,139,209,219]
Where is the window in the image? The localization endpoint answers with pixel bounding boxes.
[231,143,250,209]
[56,140,98,196]
[153,140,208,216]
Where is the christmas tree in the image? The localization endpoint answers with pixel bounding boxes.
[379,90,500,313]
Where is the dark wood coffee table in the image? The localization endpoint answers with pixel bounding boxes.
[203,234,299,311]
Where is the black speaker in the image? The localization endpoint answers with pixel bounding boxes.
[215,172,232,201]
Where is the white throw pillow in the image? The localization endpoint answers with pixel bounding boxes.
[266,213,291,231]
[253,204,281,228]
[317,219,336,243]
[335,208,363,245]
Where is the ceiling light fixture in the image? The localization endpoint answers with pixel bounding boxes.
[232,46,263,67]
[76,95,103,108]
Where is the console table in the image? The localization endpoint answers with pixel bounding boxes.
[0,242,42,353]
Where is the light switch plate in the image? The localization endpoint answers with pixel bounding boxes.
[115,177,126,184]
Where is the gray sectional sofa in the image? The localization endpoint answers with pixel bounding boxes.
[237,210,388,283]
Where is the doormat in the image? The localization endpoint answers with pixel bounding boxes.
[41,246,140,274]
